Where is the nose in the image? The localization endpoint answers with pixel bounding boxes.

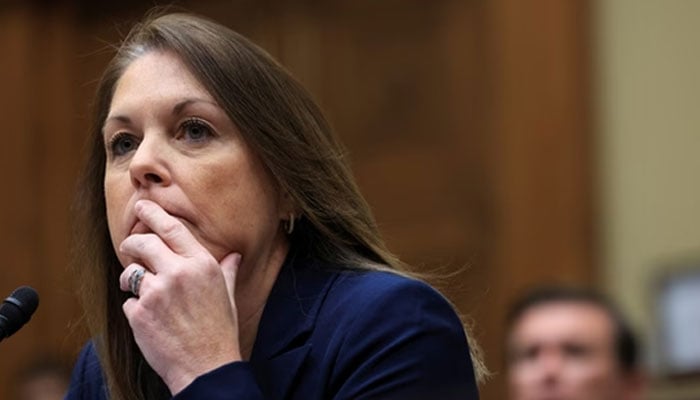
[128,136,171,188]
[537,352,563,385]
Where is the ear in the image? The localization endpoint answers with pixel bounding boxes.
[277,188,299,220]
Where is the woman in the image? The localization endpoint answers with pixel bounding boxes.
[66,11,482,400]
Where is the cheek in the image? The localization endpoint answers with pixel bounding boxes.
[509,363,539,389]
[104,172,123,207]
[207,156,279,215]
[201,165,281,241]
[104,176,130,239]
[207,173,277,228]
[565,361,617,392]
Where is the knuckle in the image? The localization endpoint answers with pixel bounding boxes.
[189,255,220,279]
[160,219,183,241]
[170,267,190,288]
[122,235,142,252]
[203,261,220,279]
[130,308,150,328]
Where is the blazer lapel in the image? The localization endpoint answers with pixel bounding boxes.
[249,253,339,399]
[255,344,312,399]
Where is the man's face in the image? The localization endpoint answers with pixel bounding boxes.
[507,302,632,400]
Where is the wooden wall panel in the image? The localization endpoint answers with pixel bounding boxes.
[0,2,592,399]
[480,1,594,398]
[0,8,40,398]
[0,5,84,398]
[30,6,86,355]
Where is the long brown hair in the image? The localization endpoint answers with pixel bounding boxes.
[73,11,484,399]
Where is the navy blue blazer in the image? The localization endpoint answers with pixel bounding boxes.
[65,255,480,399]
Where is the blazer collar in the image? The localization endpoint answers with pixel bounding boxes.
[250,250,339,360]
[249,251,340,398]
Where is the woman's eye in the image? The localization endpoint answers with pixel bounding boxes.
[109,133,140,157]
[181,119,214,142]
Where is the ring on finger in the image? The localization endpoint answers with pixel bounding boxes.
[128,266,146,297]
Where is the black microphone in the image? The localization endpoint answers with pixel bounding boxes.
[0,286,39,342]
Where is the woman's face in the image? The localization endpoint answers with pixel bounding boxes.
[103,50,287,270]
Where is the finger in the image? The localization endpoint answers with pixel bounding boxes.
[120,233,177,274]
[122,297,140,321]
[134,200,204,257]
[220,253,241,307]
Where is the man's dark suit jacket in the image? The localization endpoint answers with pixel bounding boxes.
[65,255,480,399]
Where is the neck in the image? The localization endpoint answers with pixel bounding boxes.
[234,238,289,360]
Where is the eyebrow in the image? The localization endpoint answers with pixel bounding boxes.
[103,97,220,131]
[172,98,219,115]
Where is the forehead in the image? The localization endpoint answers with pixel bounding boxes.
[111,50,215,109]
[510,301,615,346]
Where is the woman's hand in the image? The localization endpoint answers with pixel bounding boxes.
[118,199,242,395]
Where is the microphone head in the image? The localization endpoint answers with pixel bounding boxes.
[0,286,40,339]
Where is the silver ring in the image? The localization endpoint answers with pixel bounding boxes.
[128,267,146,297]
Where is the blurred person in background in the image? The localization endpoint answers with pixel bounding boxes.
[14,356,70,400]
[506,286,647,400]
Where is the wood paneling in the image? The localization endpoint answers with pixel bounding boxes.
[479,1,594,398]
[0,5,85,398]
[0,2,592,399]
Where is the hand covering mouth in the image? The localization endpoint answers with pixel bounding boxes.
[129,213,191,236]
[129,220,152,235]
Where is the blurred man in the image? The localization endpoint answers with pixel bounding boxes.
[506,287,647,400]
[14,357,70,400]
